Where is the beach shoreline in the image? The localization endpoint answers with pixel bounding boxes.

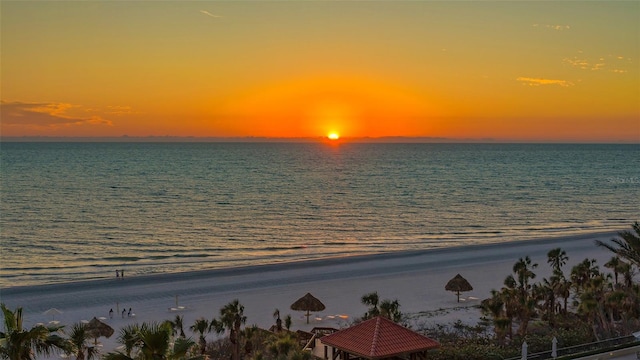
[0,230,625,355]
[1,230,618,293]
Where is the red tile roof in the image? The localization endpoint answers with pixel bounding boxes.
[320,317,440,359]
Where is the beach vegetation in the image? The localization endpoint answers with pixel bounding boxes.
[466,237,640,358]
[210,300,246,360]
[499,256,538,338]
[67,322,100,360]
[266,332,297,357]
[189,318,210,355]
[0,303,70,360]
[204,338,232,360]
[422,314,597,359]
[379,299,402,323]
[596,221,640,268]
[283,316,292,331]
[164,315,186,339]
[205,326,308,360]
[480,247,638,344]
[272,310,282,333]
[256,330,311,360]
[547,247,569,273]
[103,321,200,360]
[360,292,403,323]
[360,292,379,318]
[115,324,140,358]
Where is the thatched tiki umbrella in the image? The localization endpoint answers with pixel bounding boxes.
[86,317,114,344]
[290,292,326,323]
[445,274,473,302]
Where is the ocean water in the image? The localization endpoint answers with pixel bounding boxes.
[1,142,638,287]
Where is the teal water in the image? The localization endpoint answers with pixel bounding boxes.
[1,142,638,287]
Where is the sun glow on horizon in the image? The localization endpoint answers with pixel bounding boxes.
[1,2,637,142]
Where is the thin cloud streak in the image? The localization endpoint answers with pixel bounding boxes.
[0,101,113,128]
[532,23,570,31]
[200,10,221,18]
[564,54,632,73]
[516,77,574,87]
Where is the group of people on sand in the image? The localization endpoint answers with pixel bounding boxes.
[108,307,134,319]
[115,269,125,278]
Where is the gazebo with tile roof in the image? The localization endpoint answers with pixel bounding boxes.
[318,316,440,360]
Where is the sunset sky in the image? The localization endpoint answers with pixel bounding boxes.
[1,1,638,142]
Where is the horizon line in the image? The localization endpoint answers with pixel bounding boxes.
[1,135,638,144]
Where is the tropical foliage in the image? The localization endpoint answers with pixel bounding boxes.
[210,300,246,360]
[479,240,639,346]
[596,221,640,267]
[0,304,69,360]
[189,318,209,355]
[102,321,200,360]
[360,291,403,323]
[67,322,100,360]
[430,225,640,359]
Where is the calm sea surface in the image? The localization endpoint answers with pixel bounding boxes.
[1,142,638,287]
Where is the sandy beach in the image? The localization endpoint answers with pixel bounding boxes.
[0,231,623,355]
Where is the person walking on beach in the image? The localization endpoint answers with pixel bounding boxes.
[121,269,124,278]
[109,309,113,319]
[116,270,119,278]
[122,309,126,318]
[127,308,132,317]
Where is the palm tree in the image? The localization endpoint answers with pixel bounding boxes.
[379,299,402,323]
[103,321,199,360]
[596,222,640,268]
[513,256,538,296]
[503,257,538,337]
[619,261,634,288]
[171,337,198,360]
[284,315,292,331]
[481,290,512,345]
[604,256,622,285]
[556,272,572,314]
[547,247,568,273]
[0,303,70,360]
[621,283,640,320]
[133,322,172,360]
[273,309,282,332]
[571,258,599,295]
[171,315,186,338]
[190,318,210,355]
[577,273,611,340]
[67,323,99,360]
[361,292,380,319]
[534,279,556,325]
[212,300,246,360]
[116,324,140,358]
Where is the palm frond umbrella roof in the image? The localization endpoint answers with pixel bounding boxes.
[291,293,326,323]
[86,317,114,339]
[445,274,474,303]
[445,274,473,292]
[291,292,326,312]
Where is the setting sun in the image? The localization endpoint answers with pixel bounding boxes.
[327,132,340,140]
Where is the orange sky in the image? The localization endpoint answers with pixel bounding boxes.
[1,1,638,142]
